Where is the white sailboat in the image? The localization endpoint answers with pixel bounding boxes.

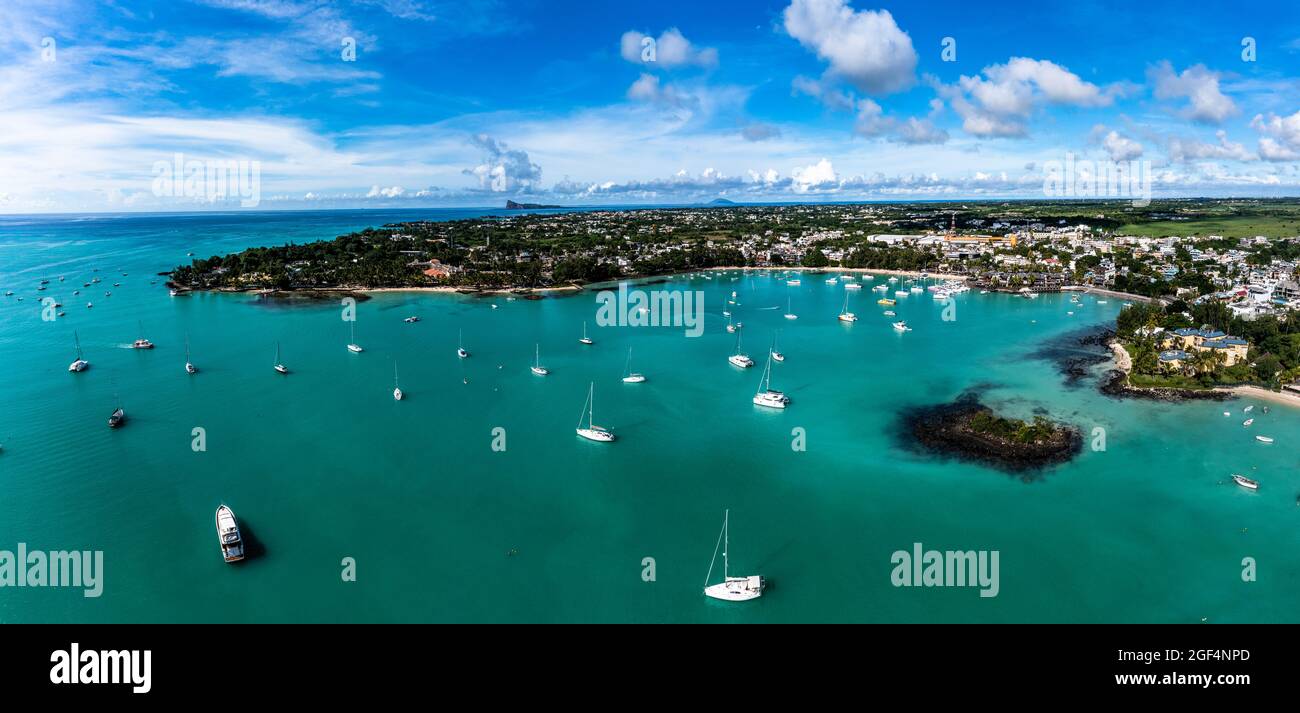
[771,332,785,362]
[838,293,857,322]
[68,331,89,372]
[621,347,646,383]
[752,353,790,409]
[784,296,797,320]
[273,342,289,374]
[347,321,363,353]
[728,327,754,368]
[457,329,469,358]
[703,510,765,602]
[575,382,615,442]
[393,362,404,400]
[579,322,594,345]
[531,343,550,376]
[893,320,912,332]
[185,334,198,374]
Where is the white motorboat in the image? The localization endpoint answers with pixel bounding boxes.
[404,316,420,323]
[1243,418,1253,427]
[215,505,245,563]
[1231,474,1258,490]
[893,321,912,332]
[703,510,764,602]
[844,282,862,290]
[1256,435,1274,444]
[575,383,615,442]
[1244,405,1254,413]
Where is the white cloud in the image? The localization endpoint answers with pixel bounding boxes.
[462,134,542,192]
[935,58,1115,138]
[791,158,839,191]
[791,75,855,111]
[626,74,699,112]
[1100,130,1143,161]
[741,123,782,141]
[782,0,916,95]
[1148,61,1238,124]
[620,28,718,69]
[1251,110,1300,161]
[366,185,405,198]
[1165,130,1253,163]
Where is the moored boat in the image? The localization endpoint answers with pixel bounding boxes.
[215,505,245,563]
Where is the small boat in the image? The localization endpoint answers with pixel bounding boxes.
[403,316,420,323]
[844,282,862,291]
[132,321,154,349]
[393,362,404,401]
[1223,411,1231,417]
[838,293,857,322]
[703,510,764,602]
[752,354,789,409]
[1097,300,1107,304]
[877,298,896,306]
[86,302,92,309]
[621,347,645,383]
[1242,419,1253,427]
[726,312,736,333]
[1244,405,1254,413]
[346,321,363,353]
[883,310,896,317]
[108,406,125,429]
[1231,474,1258,490]
[185,334,198,374]
[770,332,785,363]
[784,297,797,320]
[273,342,289,374]
[786,278,800,286]
[575,383,615,442]
[457,329,469,358]
[3,291,11,296]
[825,278,837,285]
[1256,436,1274,444]
[215,505,245,563]
[169,289,178,297]
[530,344,550,376]
[893,321,912,332]
[895,290,908,297]
[68,331,89,372]
[1262,406,1269,414]
[579,322,594,345]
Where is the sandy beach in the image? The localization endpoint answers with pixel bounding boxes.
[705,266,968,281]
[1110,341,1132,372]
[1218,385,1300,410]
[1063,285,1165,305]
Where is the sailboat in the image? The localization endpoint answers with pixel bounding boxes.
[838,293,857,322]
[575,382,615,442]
[703,510,765,601]
[131,321,154,349]
[531,344,550,376]
[273,342,289,374]
[726,311,736,333]
[457,329,469,358]
[68,331,89,372]
[185,334,198,374]
[393,362,404,400]
[770,332,785,362]
[752,353,790,409]
[579,322,594,345]
[621,347,646,383]
[784,296,797,320]
[215,505,245,563]
[728,327,754,368]
[108,394,125,428]
[347,321,363,353]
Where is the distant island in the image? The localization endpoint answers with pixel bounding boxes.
[506,200,564,210]
[707,198,737,206]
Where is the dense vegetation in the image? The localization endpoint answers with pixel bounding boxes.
[967,411,1065,445]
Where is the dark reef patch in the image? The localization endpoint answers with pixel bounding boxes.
[1030,325,1116,388]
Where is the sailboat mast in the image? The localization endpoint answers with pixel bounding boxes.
[723,509,730,579]
[588,383,594,428]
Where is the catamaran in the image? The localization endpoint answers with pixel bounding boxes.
[579,322,594,345]
[1231,474,1258,490]
[273,342,289,374]
[575,383,615,442]
[185,334,198,374]
[68,331,89,372]
[784,296,797,320]
[132,321,154,349]
[347,321,363,353]
[838,293,857,322]
[621,347,646,383]
[215,505,245,563]
[703,510,765,602]
[393,362,404,400]
[457,329,470,358]
[531,344,550,376]
[752,354,790,409]
[728,328,754,368]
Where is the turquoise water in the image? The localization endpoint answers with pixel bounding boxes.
[1,211,1298,623]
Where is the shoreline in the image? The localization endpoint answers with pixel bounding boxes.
[1217,385,1300,410]
[704,265,968,281]
[1063,285,1165,305]
[1109,340,1132,373]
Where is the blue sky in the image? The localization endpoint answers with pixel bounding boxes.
[2,0,1299,212]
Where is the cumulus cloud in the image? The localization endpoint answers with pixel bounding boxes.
[1097,129,1143,161]
[1251,110,1300,161]
[782,0,916,95]
[462,134,542,192]
[791,158,840,192]
[1165,130,1253,163]
[934,58,1115,138]
[366,185,405,198]
[626,73,699,111]
[851,98,948,145]
[620,28,718,68]
[791,74,855,111]
[1148,61,1238,124]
